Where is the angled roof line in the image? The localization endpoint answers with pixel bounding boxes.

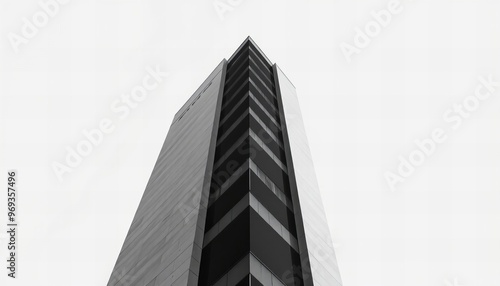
[226,36,274,66]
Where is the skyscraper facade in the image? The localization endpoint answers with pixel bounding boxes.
[107,37,342,286]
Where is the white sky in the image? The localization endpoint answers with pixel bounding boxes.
[1,0,500,285]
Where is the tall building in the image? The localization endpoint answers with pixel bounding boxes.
[107,37,341,286]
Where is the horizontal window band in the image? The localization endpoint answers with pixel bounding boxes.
[249,65,275,93]
[249,57,274,88]
[209,160,250,207]
[209,253,288,286]
[249,159,293,210]
[208,159,293,213]
[249,79,277,113]
[249,108,283,149]
[203,193,298,252]
[249,45,273,71]
[224,70,249,97]
[218,96,249,135]
[216,109,249,147]
[249,129,288,174]
[221,79,249,110]
[213,132,248,171]
[249,92,281,128]
[249,70,276,102]
[225,60,249,89]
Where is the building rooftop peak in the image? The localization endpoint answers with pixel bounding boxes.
[227,36,273,66]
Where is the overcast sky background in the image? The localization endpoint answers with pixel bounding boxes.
[1,0,500,285]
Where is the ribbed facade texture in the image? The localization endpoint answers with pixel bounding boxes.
[107,37,341,286]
